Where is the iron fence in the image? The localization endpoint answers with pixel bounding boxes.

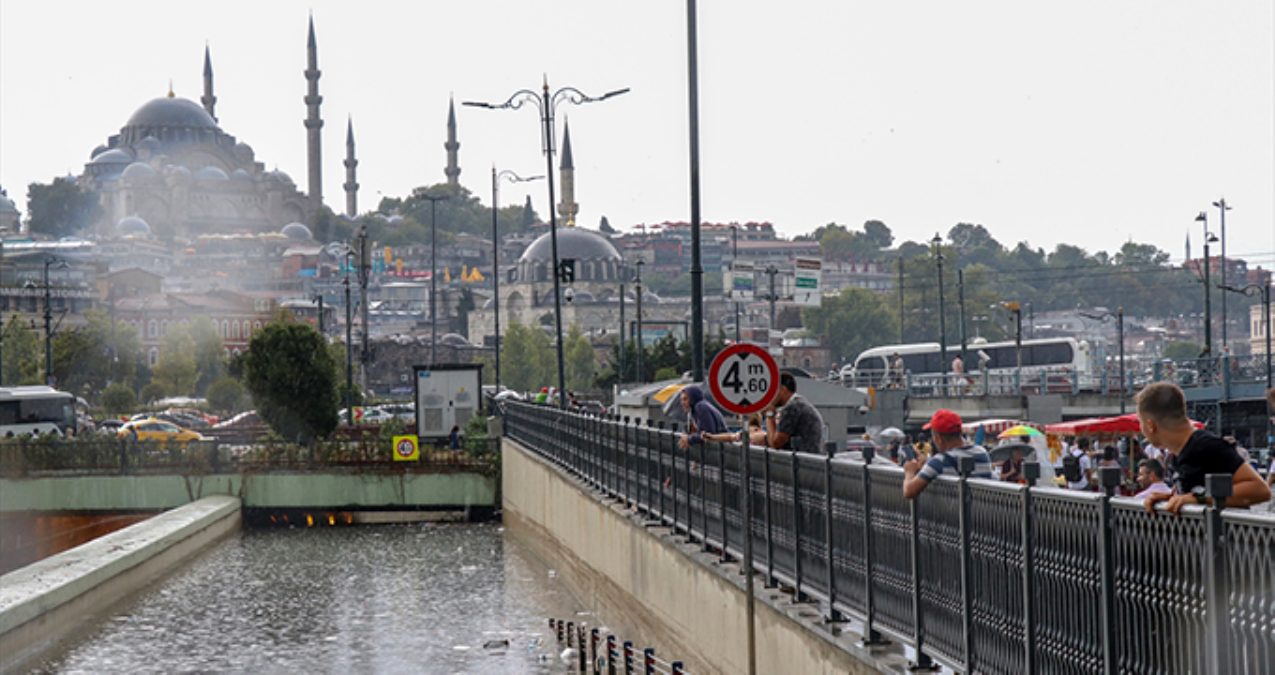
[504,402,1275,675]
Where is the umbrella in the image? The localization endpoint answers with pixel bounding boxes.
[1045,413,1204,435]
[998,425,1043,439]
[877,427,905,440]
[988,442,1035,463]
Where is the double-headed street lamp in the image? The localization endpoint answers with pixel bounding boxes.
[1220,283,1272,390]
[1195,211,1218,357]
[419,195,448,364]
[465,79,629,409]
[1214,198,1232,352]
[931,234,949,380]
[1079,307,1125,413]
[634,260,645,382]
[42,257,68,386]
[490,167,544,390]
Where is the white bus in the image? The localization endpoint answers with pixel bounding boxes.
[841,338,1094,389]
[0,386,78,437]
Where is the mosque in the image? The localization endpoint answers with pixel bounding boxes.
[76,19,343,242]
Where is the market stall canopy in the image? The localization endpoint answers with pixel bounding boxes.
[1045,413,1204,436]
[961,419,1043,435]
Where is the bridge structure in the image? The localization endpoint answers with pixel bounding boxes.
[500,402,1275,675]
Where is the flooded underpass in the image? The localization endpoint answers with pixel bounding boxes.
[35,522,594,673]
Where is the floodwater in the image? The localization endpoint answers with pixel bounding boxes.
[37,523,595,674]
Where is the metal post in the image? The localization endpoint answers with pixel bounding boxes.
[316,295,324,333]
[670,422,680,531]
[590,627,600,675]
[606,635,617,675]
[646,419,657,518]
[791,449,808,602]
[43,258,53,385]
[1198,211,1213,356]
[491,168,501,389]
[733,226,741,343]
[421,197,445,364]
[898,258,905,343]
[718,439,730,562]
[767,266,778,334]
[1215,198,1230,353]
[957,268,967,366]
[933,235,948,391]
[1098,466,1121,675]
[957,456,975,670]
[740,419,758,675]
[643,647,655,675]
[623,641,634,675]
[699,438,709,549]
[822,441,844,623]
[861,448,886,644]
[1204,472,1233,675]
[686,0,704,383]
[619,274,627,382]
[541,83,568,409]
[623,416,633,508]
[657,420,667,521]
[909,498,936,670]
[1117,307,1125,414]
[358,225,370,381]
[763,446,775,586]
[635,261,644,382]
[1021,462,1039,673]
[344,262,354,426]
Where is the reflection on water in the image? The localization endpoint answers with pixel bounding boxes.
[39,523,592,674]
[0,512,153,575]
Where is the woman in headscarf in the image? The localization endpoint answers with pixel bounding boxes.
[676,385,728,449]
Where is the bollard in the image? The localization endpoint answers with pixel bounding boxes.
[671,661,685,674]
[606,635,618,675]
[643,647,655,675]
[590,628,601,675]
[623,640,635,675]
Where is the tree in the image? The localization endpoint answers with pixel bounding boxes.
[241,321,339,443]
[455,288,476,337]
[186,316,225,395]
[500,321,553,393]
[1,319,42,385]
[801,287,894,364]
[139,382,167,405]
[26,177,102,239]
[101,383,136,415]
[564,324,596,392]
[152,326,198,398]
[51,310,141,398]
[598,215,616,234]
[206,377,247,414]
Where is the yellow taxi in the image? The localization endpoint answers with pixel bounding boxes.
[117,418,207,445]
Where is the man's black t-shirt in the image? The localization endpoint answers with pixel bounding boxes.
[1174,430,1244,492]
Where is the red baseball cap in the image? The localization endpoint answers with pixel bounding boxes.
[923,409,963,434]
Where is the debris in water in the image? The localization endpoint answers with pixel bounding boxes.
[547,569,557,579]
[483,639,509,650]
[561,647,578,662]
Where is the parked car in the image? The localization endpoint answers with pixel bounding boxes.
[96,419,127,433]
[117,418,207,444]
[379,404,416,423]
[212,411,261,429]
[338,407,394,425]
[157,411,209,430]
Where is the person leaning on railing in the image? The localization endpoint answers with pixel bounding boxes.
[902,409,993,499]
[1137,382,1271,514]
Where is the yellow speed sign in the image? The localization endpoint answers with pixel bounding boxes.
[392,435,420,462]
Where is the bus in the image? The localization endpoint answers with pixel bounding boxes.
[841,338,1094,389]
[0,386,78,437]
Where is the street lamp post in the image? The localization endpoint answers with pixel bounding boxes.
[312,294,325,334]
[42,257,68,386]
[465,79,629,408]
[1214,198,1232,354]
[619,264,627,382]
[1195,211,1216,357]
[635,260,645,382]
[731,225,741,343]
[1080,307,1126,413]
[1220,283,1272,390]
[420,195,447,364]
[765,265,779,334]
[932,234,948,384]
[957,268,968,366]
[344,251,354,426]
[491,168,543,390]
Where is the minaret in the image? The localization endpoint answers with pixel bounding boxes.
[304,15,324,212]
[1185,230,1192,262]
[557,119,578,226]
[201,44,217,122]
[343,116,359,218]
[444,96,461,186]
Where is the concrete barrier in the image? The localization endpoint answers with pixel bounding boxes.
[0,495,241,673]
[501,438,911,675]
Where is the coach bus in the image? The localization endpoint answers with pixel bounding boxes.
[0,386,78,437]
[840,337,1094,389]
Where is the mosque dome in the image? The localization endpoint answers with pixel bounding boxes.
[125,97,217,131]
[230,168,253,182]
[195,166,229,181]
[90,145,109,159]
[116,216,151,236]
[121,162,158,181]
[135,136,162,156]
[90,149,133,166]
[281,222,313,240]
[439,333,472,347]
[518,227,620,264]
[266,169,294,185]
[0,192,17,214]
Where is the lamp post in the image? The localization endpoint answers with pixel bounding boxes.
[1000,301,1023,381]
[343,250,354,426]
[618,263,627,382]
[731,225,740,343]
[635,259,645,382]
[42,257,68,386]
[312,294,325,334]
[1195,211,1216,357]
[765,265,779,335]
[420,195,447,364]
[1079,307,1125,413]
[957,268,968,366]
[1220,283,1271,390]
[1213,198,1231,353]
[491,168,543,390]
[897,258,905,344]
[465,79,629,408]
[931,234,948,382]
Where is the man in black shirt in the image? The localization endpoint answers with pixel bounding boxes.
[1136,382,1270,514]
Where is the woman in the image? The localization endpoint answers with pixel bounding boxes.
[676,385,729,449]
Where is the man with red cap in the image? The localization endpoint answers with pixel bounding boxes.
[902,409,993,499]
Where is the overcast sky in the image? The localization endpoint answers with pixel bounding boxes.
[2,1,1271,264]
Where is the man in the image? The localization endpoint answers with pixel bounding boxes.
[1133,458,1172,500]
[677,385,728,449]
[1067,438,1094,491]
[1000,445,1025,483]
[764,372,824,454]
[889,352,904,388]
[902,409,992,499]
[1138,382,1270,514]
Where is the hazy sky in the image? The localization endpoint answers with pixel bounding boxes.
[2,1,1272,263]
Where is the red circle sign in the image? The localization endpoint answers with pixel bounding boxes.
[708,344,780,416]
[395,438,416,458]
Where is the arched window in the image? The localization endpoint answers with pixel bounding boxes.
[148,347,159,366]
[231,321,240,339]
[221,320,230,338]
[160,320,169,336]
[148,319,158,338]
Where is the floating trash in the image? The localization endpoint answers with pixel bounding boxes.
[482,639,509,650]
[547,569,557,579]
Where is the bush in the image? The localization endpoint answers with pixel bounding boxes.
[139,382,167,406]
[653,366,680,382]
[101,383,137,415]
[206,377,246,414]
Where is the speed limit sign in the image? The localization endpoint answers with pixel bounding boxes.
[708,343,780,416]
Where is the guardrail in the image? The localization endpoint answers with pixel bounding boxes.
[0,437,500,476]
[504,402,1275,675]
[547,618,688,674]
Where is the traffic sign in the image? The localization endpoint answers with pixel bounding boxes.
[708,343,780,416]
[392,435,420,462]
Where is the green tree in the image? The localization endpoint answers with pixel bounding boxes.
[51,310,142,398]
[187,316,225,395]
[802,287,894,364]
[101,383,137,415]
[139,382,167,404]
[152,326,198,397]
[206,377,247,414]
[500,321,553,393]
[241,321,339,443]
[1,319,42,385]
[564,324,596,392]
[26,177,102,239]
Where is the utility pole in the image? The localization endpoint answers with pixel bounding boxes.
[421,195,447,364]
[43,258,55,386]
[1214,198,1231,354]
[357,225,370,388]
[344,253,354,426]
[897,258,905,344]
[635,260,644,382]
[685,0,704,382]
[1196,211,1214,356]
[766,265,779,335]
[957,268,968,365]
[732,225,741,344]
[932,234,948,380]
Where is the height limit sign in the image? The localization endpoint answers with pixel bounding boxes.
[708,343,780,415]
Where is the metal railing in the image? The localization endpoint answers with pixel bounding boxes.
[504,402,1275,675]
[548,618,689,674]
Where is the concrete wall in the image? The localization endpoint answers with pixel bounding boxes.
[0,495,241,673]
[0,472,495,512]
[502,438,909,675]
